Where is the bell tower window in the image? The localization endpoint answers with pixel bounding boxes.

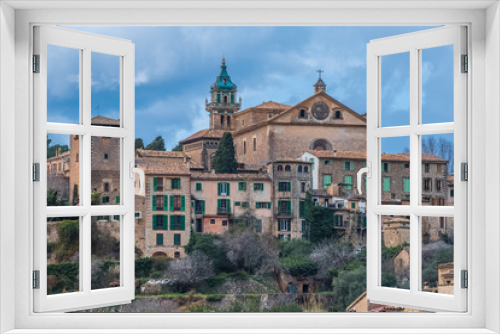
[223,95,228,103]
[227,116,231,127]
[221,115,225,126]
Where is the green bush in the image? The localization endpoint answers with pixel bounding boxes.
[205,294,224,302]
[185,233,233,272]
[278,239,313,258]
[47,262,79,294]
[280,255,317,277]
[332,262,366,309]
[135,257,153,278]
[422,245,454,287]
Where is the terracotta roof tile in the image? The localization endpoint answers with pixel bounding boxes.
[135,160,190,176]
[179,128,226,144]
[191,172,271,181]
[307,150,447,163]
[91,115,120,126]
[136,149,188,158]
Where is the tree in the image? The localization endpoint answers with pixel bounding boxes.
[223,229,264,273]
[310,240,355,280]
[422,136,454,173]
[185,233,233,272]
[46,135,69,159]
[166,251,214,292]
[172,143,183,152]
[135,138,144,150]
[212,132,238,173]
[332,262,366,309]
[72,184,79,206]
[305,202,337,243]
[144,136,166,151]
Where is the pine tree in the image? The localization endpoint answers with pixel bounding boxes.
[135,138,144,150]
[144,136,166,151]
[212,132,238,174]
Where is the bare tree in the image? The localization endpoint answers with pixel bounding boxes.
[423,136,454,174]
[310,240,355,280]
[224,229,264,273]
[166,251,214,286]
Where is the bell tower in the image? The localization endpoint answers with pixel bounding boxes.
[206,58,241,131]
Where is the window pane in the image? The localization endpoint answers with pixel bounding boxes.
[47,216,80,295]
[381,215,410,290]
[91,52,121,126]
[381,136,410,204]
[421,134,453,206]
[381,52,410,127]
[421,45,454,124]
[421,216,454,295]
[91,215,121,290]
[47,133,80,206]
[91,136,121,205]
[47,45,80,124]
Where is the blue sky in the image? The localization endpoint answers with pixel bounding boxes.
[47,26,453,153]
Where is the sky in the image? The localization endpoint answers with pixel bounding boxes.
[47,26,454,153]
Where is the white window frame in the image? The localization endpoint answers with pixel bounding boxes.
[366,26,467,312]
[1,2,498,333]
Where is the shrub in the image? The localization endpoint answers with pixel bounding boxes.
[332,262,366,309]
[135,257,153,278]
[185,233,233,272]
[280,255,318,277]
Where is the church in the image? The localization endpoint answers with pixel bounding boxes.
[179,59,367,169]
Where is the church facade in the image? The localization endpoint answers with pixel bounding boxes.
[180,59,367,169]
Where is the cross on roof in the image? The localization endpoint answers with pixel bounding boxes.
[316,69,324,78]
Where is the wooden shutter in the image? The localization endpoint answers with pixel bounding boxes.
[287,220,291,231]
[181,195,185,211]
[156,233,163,246]
[152,195,157,211]
[218,183,221,195]
[227,183,230,196]
[343,161,346,170]
[154,177,157,191]
[227,200,231,213]
[170,195,174,211]
[152,215,157,230]
[267,202,271,209]
[217,199,221,212]
[201,200,205,214]
[286,201,291,215]
[163,215,168,230]
[180,215,185,230]
[254,183,257,191]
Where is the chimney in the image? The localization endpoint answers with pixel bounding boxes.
[333,150,338,157]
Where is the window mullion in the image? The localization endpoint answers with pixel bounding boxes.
[409,47,420,294]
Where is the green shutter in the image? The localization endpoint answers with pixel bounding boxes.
[343,161,346,170]
[227,183,230,196]
[351,202,356,209]
[254,183,257,191]
[299,201,305,218]
[350,161,354,170]
[116,195,120,204]
[286,201,291,215]
[403,178,410,193]
[323,175,332,189]
[169,215,174,230]
[156,233,163,246]
[180,215,185,230]
[267,202,272,209]
[181,195,185,211]
[383,177,391,191]
[163,215,168,230]
[196,183,202,191]
[287,220,291,231]
[174,234,181,246]
[154,177,157,191]
[201,200,205,214]
[345,176,352,190]
[152,215,157,230]
[152,195,157,211]
[218,183,222,195]
[227,200,231,214]
[217,199,221,212]
[171,179,175,189]
[170,195,174,211]
[164,195,168,210]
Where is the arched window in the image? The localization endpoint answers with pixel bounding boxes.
[223,95,228,103]
[221,115,225,125]
[174,251,180,259]
[304,166,309,173]
[298,165,303,173]
[299,109,306,118]
[277,165,283,171]
[285,165,291,171]
[334,110,342,119]
[227,115,231,127]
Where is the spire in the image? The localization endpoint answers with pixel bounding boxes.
[216,57,234,89]
[314,69,326,94]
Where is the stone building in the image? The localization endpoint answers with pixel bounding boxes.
[232,80,367,166]
[301,150,449,205]
[46,149,71,203]
[267,160,312,240]
[135,153,192,258]
[190,172,273,234]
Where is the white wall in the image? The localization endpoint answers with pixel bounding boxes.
[0,2,16,333]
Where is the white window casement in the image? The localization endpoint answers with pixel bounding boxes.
[33,26,136,312]
[0,2,499,334]
[365,26,467,312]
